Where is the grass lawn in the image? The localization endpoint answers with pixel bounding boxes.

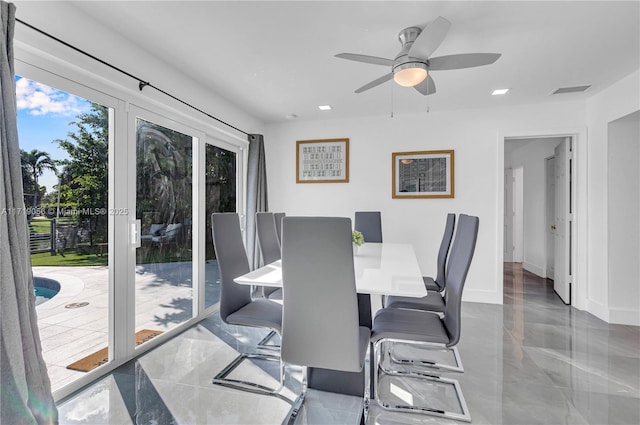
[31,248,191,267]
[31,251,108,267]
[29,217,76,234]
[30,218,53,233]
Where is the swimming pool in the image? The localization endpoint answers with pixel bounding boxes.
[34,276,61,306]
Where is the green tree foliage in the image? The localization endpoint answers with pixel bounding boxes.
[205,145,236,259]
[20,148,57,209]
[55,103,108,244]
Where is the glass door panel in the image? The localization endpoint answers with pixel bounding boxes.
[16,75,112,392]
[204,144,237,309]
[135,118,193,339]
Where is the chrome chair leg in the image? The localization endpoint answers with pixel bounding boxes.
[257,329,280,351]
[389,344,464,373]
[283,366,307,425]
[283,366,369,425]
[213,351,284,395]
[372,339,471,422]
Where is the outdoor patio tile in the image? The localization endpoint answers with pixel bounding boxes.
[44,337,106,367]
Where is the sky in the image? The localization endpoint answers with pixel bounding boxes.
[15,75,91,193]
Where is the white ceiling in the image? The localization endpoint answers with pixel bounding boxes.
[50,1,640,124]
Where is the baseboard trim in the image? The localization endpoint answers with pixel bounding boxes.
[609,308,640,326]
[462,289,502,305]
[587,299,610,323]
[523,262,545,278]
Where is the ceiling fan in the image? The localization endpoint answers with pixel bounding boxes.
[335,16,501,95]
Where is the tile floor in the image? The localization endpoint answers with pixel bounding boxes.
[34,261,220,392]
[56,263,640,424]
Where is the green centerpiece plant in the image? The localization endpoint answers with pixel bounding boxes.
[352,230,364,254]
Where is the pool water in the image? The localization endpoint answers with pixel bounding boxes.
[33,276,61,306]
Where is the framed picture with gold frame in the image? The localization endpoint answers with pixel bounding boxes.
[296,138,349,183]
[392,150,454,198]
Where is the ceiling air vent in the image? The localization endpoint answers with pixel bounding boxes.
[552,85,591,95]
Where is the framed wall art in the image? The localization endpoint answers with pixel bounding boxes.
[296,138,349,183]
[392,150,454,198]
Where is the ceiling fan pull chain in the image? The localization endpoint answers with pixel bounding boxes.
[390,79,394,118]
[426,78,431,113]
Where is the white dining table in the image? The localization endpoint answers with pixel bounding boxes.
[234,242,427,298]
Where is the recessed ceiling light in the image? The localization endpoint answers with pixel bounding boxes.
[318,105,332,111]
[492,88,509,96]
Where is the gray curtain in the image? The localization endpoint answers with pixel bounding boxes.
[246,134,268,270]
[0,2,58,423]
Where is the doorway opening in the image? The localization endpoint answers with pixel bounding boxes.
[503,136,573,306]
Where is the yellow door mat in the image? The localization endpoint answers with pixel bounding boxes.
[66,329,163,372]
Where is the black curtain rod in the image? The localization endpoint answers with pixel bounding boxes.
[16,18,250,137]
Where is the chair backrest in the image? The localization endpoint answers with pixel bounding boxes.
[354,211,383,243]
[256,212,281,264]
[273,212,286,245]
[442,214,479,347]
[211,213,252,322]
[281,217,364,372]
[434,213,456,290]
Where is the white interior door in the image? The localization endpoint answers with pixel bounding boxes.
[546,156,556,279]
[504,168,515,262]
[554,138,571,304]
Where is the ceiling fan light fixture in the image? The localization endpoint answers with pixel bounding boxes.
[393,62,428,87]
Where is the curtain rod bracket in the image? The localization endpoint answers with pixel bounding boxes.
[138,81,150,91]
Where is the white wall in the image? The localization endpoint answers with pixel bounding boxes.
[608,111,640,325]
[586,70,640,324]
[505,138,564,277]
[266,102,585,304]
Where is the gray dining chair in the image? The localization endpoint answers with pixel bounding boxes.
[426,212,456,292]
[370,214,479,422]
[354,211,383,243]
[274,212,286,245]
[280,216,370,423]
[210,212,284,395]
[384,213,456,312]
[256,212,283,301]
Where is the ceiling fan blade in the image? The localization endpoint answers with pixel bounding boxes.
[414,75,436,95]
[409,16,451,59]
[355,73,393,93]
[428,53,501,70]
[335,53,395,67]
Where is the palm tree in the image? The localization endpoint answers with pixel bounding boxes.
[21,149,57,208]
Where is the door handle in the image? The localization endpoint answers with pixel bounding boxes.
[131,219,141,248]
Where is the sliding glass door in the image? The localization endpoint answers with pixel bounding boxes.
[133,116,195,342]
[17,64,244,399]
